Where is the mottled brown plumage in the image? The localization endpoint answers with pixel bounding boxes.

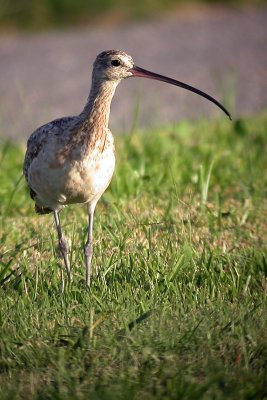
[24,50,231,289]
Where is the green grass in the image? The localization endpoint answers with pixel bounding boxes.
[0,113,267,399]
[1,0,266,31]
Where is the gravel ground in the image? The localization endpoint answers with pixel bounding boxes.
[1,6,267,141]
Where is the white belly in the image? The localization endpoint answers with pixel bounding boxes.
[28,143,115,210]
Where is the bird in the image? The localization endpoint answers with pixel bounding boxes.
[24,50,231,289]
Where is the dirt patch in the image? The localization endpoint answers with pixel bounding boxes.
[0,6,267,141]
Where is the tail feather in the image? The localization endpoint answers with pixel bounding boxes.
[27,185,53,214]
[35,204,53,215]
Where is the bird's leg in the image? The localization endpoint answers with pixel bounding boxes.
[53,210,71,283]
[84,204,95,288]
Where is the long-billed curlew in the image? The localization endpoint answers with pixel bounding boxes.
[24,50,231,288]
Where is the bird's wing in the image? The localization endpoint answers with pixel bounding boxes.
[23,116,77,182]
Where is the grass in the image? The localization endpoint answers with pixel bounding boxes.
[0,112,267,399]
[1,0,266,31]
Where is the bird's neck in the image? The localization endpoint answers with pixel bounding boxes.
[79,79,119,136]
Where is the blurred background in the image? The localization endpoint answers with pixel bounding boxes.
[0,0,267,139]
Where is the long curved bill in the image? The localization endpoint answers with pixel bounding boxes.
[130,65,232,120]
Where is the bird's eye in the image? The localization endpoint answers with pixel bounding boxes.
[111,59,121,67]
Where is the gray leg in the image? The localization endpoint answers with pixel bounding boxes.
[84,204,95,288]
[53,210,71,283]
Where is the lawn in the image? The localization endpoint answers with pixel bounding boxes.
[0,113,266,399]
[1,0,265,31]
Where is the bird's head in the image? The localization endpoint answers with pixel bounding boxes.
[93,50,134,82]
[93,50,232,119]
